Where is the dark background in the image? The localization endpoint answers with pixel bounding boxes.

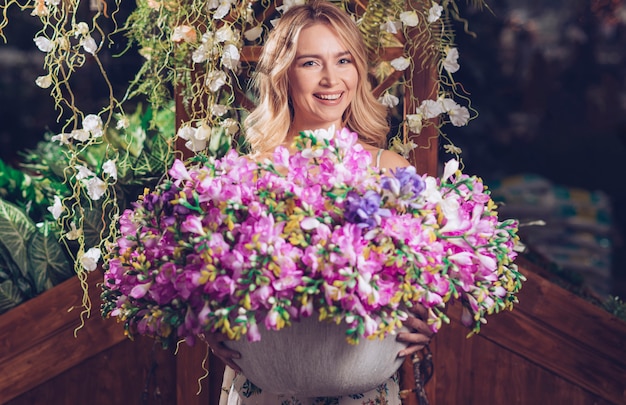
[1,0,625,299]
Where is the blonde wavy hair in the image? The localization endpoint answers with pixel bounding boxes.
[244,0,389,153]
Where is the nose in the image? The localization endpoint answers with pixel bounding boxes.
[320,65,339,87]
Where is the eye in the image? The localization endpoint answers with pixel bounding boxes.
[338,57,353,65]
[301,60,317,67]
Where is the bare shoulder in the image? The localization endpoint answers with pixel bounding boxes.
[378,149,411,171]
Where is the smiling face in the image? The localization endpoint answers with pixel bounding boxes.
[287,23,359,136]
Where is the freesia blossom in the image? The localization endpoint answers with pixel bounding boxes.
[221,43,240,70]
[390,56,410,71]
[177,125,205,152]
[48,195,64,219]
[86,177,107,200]
[205,70,227,92]
[400,11,419,27]
[418,99,445,119]
[102,128,523,347]
[81,35,98,55]
[244,26,263,41]
[82,114,103,137]
[35,75,52,89]
[75,164,95,180]
[380,19,401,34]
[102,159,117,180]
[378,92,399,108]
[443,47,460,73]
[171,25,197,43]
[405,113,423,134]
[34,37,54,52]
[428,1,444,23]
[81,247,101,271]
[74,22,89,37]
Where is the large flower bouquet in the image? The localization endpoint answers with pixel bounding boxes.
[101,127,524,348]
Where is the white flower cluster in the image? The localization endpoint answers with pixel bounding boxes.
[33,21,99,88]
[406,97,470,134]
[177,119,239,152]
[51,114,104,144]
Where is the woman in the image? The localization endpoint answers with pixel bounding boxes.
[209,2,433,403]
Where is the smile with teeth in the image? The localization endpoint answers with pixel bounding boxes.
[315,92,343,100]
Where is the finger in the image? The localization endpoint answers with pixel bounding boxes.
[406,303,428,320]
[402,315,434,337]
[398,343,428,358]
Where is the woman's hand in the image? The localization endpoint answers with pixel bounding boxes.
[396,304,434,357]
[204,332,243,372]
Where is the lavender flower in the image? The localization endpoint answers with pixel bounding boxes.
[381,166,425,207]
[344,190,390,228]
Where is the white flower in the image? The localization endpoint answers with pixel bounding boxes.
[74,22,89,37]
[75,164,95,180]
[80,247,101,272]
[192,44,209,63]
[443,47,460,73]
[442,159,459,182]
[102,159,117,180]
[405,113,423,134]
[378,92,399,108]
[213,1,234,19]
[221,43,240,70]
[35,75,52,89]
[222,118,239,135]
[31,3,49,17]
[418,99,445,119]
[66,221,82,240]
[81,35,98,55]
[277,0,305,13]
[211,104,228,117]
[400,11,419,27]
[70,129,90,142]
[205,70,227,92]
[51,132,71,145]
[116,116,129,130]
[440,97,457,112]
[390,56,410,71]
[34,37,54,52]
[47,195,64,220]
[427,1,443,23]
[380,20,401,34]
[448,104,470,126]
[389,137,417,159]
[244,26,263,41]
[171,25,196,43]
[82,114,103,137]
[86,177,107,200]
[216,25,235,43]
[177,125,206,152]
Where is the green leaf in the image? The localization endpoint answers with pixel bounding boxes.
[0,199,37,279]
[28,222,73,292]
[0,280,24,315]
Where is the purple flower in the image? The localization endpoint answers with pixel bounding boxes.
[382,166,425,205]
[344,190,389,228]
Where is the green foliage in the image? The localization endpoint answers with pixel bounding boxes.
[0,103,176,314]
[0,199,71,314]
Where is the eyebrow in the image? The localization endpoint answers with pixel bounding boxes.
[294,50,352,61]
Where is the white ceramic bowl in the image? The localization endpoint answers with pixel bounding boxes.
[224,316,407,397]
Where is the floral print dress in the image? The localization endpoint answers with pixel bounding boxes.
[225,370,401,405]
